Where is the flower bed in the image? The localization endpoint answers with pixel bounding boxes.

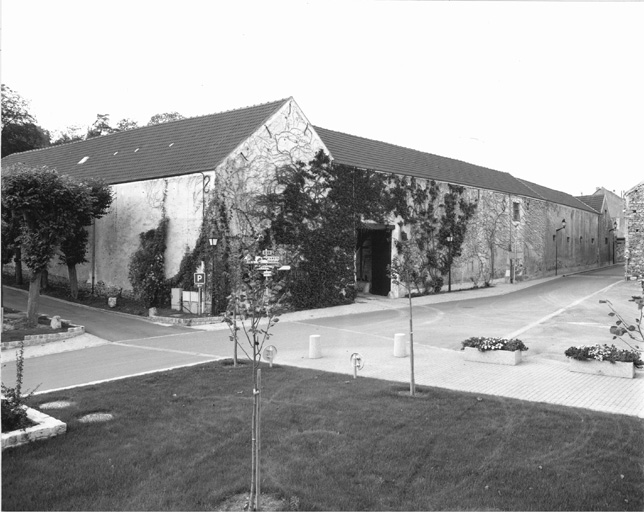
[461,337,528,352]
[564,344,642,379]
[564,344,643,366]
[461,337,528,366]
[1,406,67,450]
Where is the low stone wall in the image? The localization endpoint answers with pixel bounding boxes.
[2,325,85,350]
[1,406,67,450]
[147,315,222,326]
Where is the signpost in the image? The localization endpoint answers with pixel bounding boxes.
[194,273,205,315]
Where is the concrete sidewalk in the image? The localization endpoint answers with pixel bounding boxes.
[219,273,644,419]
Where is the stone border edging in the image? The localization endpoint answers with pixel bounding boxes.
[2,324,85,350]
[147,315,223,326]
[1,406,67,450]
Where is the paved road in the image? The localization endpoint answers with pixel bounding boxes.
[1,286,193,341]
[2,266,635,401]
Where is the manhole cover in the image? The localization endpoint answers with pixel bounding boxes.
[78,413,113,423]
[40,401,74,409]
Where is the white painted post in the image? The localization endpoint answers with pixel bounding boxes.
[309,335,322,359]
[394,333,406,357]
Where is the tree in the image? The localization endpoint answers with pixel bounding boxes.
[115,118,139,132]
[388,179,477,396]
[147,112,184,126]
[2,165,95,325]
[1,85,50,156]
[389,237,430,396]
[223,251,289,511]
[50,125,85,146]
[86,114,116,139]
[59,179,113,298]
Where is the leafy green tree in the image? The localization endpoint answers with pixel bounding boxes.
[86,114,115,139]
[2,165,95,325]
[59,179,113,298]
[50,125,85,146]
[115,118,139,132]
[147,112,184,126]
[128,218,170,308]
[1,85,50,156]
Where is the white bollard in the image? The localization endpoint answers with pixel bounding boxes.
[309,334,322,359]
[394,333,407,357]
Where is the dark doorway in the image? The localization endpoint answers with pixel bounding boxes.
[357,226,392,296]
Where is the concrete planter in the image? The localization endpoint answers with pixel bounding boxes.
[1,406,67,450]
[463,347,522,366]
[568,358,635,379]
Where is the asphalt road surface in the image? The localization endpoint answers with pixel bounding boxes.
[1,265,630,393]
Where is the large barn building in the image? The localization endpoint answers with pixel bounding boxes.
[2,97,618,300]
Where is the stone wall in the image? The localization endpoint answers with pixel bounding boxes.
[625,182,644,279]
[39,99,326,292]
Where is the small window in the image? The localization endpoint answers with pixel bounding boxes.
[78,156,89,164]
[591,238,595,244]
[513,202,520,222]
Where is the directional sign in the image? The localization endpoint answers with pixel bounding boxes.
[194,272,206,286]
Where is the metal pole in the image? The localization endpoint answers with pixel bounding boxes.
[215,245,217,316]
[555,233,558,276]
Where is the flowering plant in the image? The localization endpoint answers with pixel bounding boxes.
[461,337,528,352]
[564,344,643,368]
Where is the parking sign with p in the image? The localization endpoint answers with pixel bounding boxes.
[194,272,206,286]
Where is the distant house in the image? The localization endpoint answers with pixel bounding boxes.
[1,97,610,299]
[576,188,626,265]
[624,181,644,280]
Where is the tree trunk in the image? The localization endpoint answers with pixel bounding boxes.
[489,243,495,284]
[250,355,258,510]
[14,248,23,285]
[68,264,79,299]
[26,272,42,327]
[408,292,415,396]
[41,269,49,290]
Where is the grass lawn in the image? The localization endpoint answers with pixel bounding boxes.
[2,361,643,511]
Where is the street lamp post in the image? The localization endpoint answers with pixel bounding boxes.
[555,219,566,276]
[608,221,617,265]
[446,235,453,292]
[208,238,218,315]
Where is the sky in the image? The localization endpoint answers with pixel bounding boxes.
[2,0,642,198]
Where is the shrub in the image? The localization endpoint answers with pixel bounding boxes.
[128,218,170,308]
[461,337,528,352]
[1,343,36,433]
[564,344,643,367]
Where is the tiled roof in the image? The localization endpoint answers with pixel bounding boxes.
[1,98,291,185]
[575,195,605,213]
[516,179,597,213]
[1,96,598,214]
[314,126,597,212]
